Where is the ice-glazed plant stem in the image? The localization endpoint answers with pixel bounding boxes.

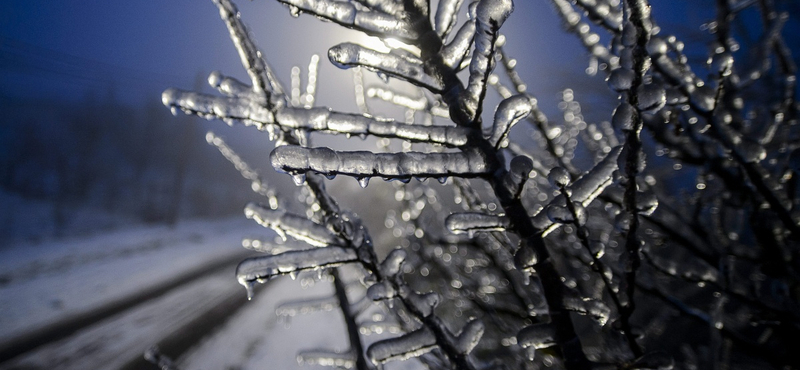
[618,0,650,358]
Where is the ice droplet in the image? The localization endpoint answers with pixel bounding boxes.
[292,172,307,185]
[608,68,635,91]
[358,177,370,188]
[612,102,635,131]
[548,167,571,188]
[637,84,666,113]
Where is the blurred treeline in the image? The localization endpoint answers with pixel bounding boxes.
[0,86,267,244]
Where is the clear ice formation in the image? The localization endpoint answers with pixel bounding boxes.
[532,146,623,235]
[236,246,359,298]
[275,106,471,146]
[445,212,511,235]
[460,0,514,122]
[271,146,490,181]
[328,43,445,92]
[487,94,533,148]
[245,202,344,247]
[366,327,437,365]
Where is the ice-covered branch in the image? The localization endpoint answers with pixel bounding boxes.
[486,94,532,148]
[328,43,446,92]
[442,20,476,69]
[434,0,466,39]
[445,212,511,236]
[530,146,623,235]
[214,0,285,98]
[277,0,420,43]
[162,88,274,129]
[236,247,359,299]
[245,203,345,247]
[206,132,279,207]
[459,0,514,124]
[274,106,471,146]
[271,146,491,186]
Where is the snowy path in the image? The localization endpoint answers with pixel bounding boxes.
[0,217,269,367]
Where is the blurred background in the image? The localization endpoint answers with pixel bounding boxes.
[1,1,798,369]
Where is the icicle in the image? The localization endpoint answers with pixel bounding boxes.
[297,350,356,369]
[442,20,476,69]
[455,319,485,354]
[487,94,533,148]
[366,327,437,365]
[459,0,514,122]
[271,146,490,180]
[328,43,445,92]
[274,106,470,146]
[275,296,339,317]
[244,203,344,247]
[161,88,274,129]
[236,247,358,293]
[446,212,511,235]
[517,323,557,349]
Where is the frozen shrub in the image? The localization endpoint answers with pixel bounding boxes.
[160,0,800,369]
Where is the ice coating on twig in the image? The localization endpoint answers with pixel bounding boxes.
[245,203,344,247]
[279,0,418,42]
[367,281,398,301]
[406,291,440,317]
[380,248,407,277]
[208,71,255,98]
[329,43,445,92]
[531,146,623,235]
[442,20,477,69]
[296,350,356,369]
[435,0,465,38]
[236,247,358,298]
[455,319,485,354]
[214,0,284,97]
[274,106,470,146]
[271,146,490,181]
[206,132,278,207]
[162,89,273,129]
[275,296,339,317]
[366,327,437,365]
[460,0,514,122]
[487,94,533,148]
[502,155,533,197]
[562,296,611,325]
[517,323,557,349]
[446,212,511,236]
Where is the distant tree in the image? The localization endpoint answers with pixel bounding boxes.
[161,0,799,369]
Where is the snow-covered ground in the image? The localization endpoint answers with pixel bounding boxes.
[0,216,421,370]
